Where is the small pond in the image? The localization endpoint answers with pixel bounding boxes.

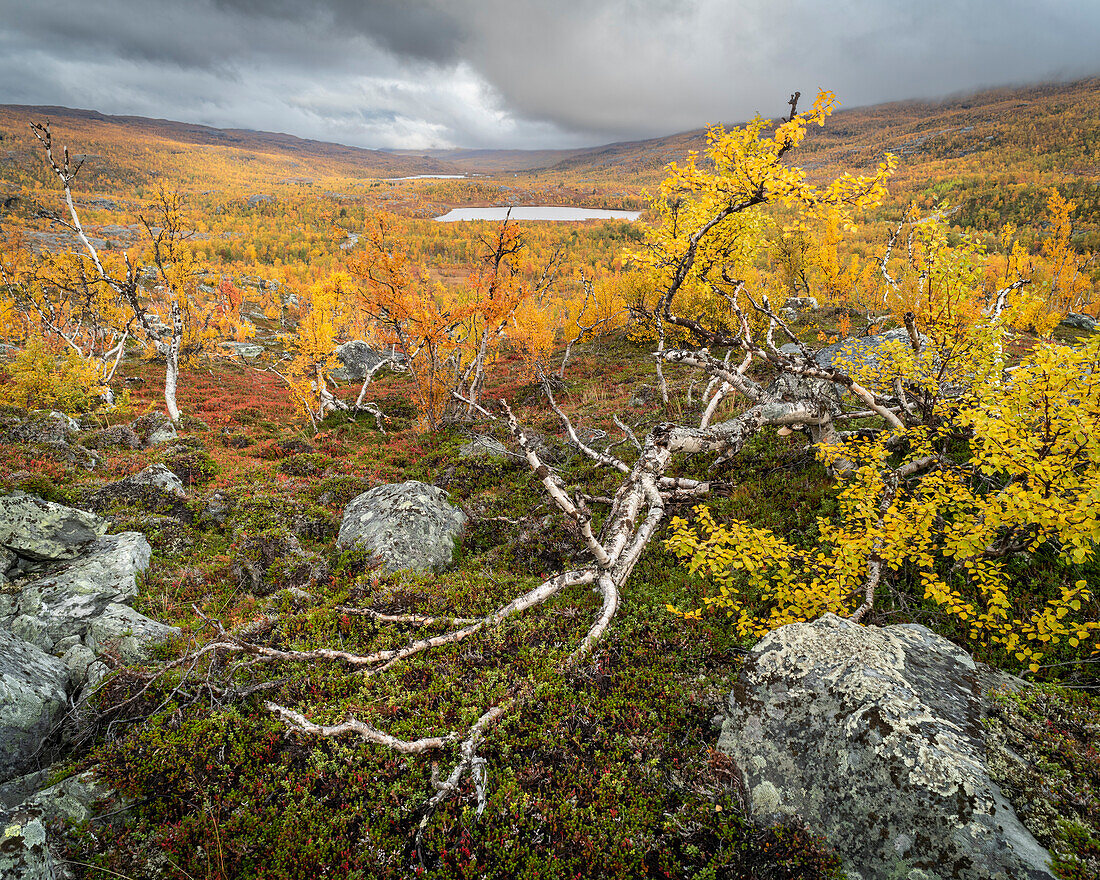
[435,206,641,222]
[387,174,468,180]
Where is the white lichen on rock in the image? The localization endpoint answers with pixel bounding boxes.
[719,613,1055,880]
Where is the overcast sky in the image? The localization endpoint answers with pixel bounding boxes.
[1,0,1098,150]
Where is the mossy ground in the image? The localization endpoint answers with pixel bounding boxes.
[986,686,1100,880]
[3,325,1096,878]
[1,341,844,878]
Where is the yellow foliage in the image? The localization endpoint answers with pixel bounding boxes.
[667,328,1100,672]
[628,91,895,343]
[0,337,106,413]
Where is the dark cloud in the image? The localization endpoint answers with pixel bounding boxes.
[0,0,1098,149]
[211,0,466,63]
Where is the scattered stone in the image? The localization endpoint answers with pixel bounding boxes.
[246,193,274,207]
[220,340,264,359]
[0,493,105,562]
[131,412,177,447]
[337,481,466,572]
[628,384,659,408]
[1059,312,1098,331]
[458,435,512,460]
[0,629,69,783]
[718,613,1055,880]
[330,340,402,382]
[785,296,819,311]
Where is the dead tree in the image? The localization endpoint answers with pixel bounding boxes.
[117,95,952,820]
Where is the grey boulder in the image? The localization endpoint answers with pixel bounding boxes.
[337,481,466,572]
[814,327,927,372]
[118,463,186,498]
[718,613,1054,880]
[0,629,69,783]
[0,493,105,562]
[330,340,402,381]
[5,532,154,653]
[784,296,819,312]
[458,435,512,461]
[1059,312,1098,331]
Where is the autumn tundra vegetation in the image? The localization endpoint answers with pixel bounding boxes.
[1,82,1099,877]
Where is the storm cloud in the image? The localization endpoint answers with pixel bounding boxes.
[1,0,1097,149]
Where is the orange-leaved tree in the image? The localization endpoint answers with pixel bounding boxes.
[346,211,559,428]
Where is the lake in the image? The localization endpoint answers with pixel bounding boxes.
[387,174,468,180]
[435,206,641,222]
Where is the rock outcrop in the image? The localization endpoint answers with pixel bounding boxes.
[0,494,175,785]
[337,481,466,572]
[0,492,106,563]
[1,769,122,880]
[0,630,69,782]
[4,531,157,653]
[718,613,1054,880]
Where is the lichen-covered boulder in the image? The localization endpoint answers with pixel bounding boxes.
[458,435,511,461]
[814,327,929,371]
[0,770,120,879]
[8,411,79,446]
[0,493,105,562]
[4,532,153,653]
[718,613,1054,880]
[1059,312,1098,331]
[0,630,69,783]
[124,463,186,498]
[86,604,179,663]
[337,481,466,572]
[0,804,55,880]
[330,340,401,381]
[131,412,177,447]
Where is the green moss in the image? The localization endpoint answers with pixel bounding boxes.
[985,685,1100,879]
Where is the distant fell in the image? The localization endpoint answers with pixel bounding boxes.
[0,104,463,180]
